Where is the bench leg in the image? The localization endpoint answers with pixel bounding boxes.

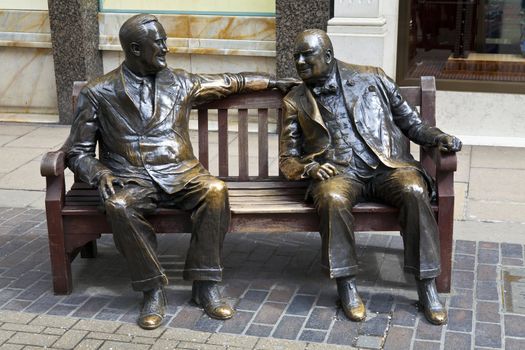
[436,196,454,293]
[49,246,73,295]
[46,210,73,295]
[80,240,98,259]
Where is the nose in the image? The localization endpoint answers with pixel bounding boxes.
[161,40,169,53]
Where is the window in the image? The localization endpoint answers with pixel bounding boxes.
[397,0,525,93]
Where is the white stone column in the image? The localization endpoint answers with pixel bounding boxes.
[327,0,399,78]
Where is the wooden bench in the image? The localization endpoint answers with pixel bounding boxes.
[40,76,457,295]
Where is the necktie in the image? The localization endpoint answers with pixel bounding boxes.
[312,83,338,96]
[139,79,153,120]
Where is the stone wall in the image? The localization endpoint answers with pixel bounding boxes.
[275,0,331,78]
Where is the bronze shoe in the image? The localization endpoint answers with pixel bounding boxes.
[336,276,366,322]
[192,280,234,320]
[416,277,447,325]
[138,287,167,330]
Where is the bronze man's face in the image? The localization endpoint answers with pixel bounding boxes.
[135,21,169,75]
[293,34,332,84]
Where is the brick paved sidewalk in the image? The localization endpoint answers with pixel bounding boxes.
[1,206,525,349]
[0,310,357,350]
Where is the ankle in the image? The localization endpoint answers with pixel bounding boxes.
[336,275,356,284]
[194,280,217,288]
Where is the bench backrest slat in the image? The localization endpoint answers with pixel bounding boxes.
[71,77,435,182]
[399,86,421,111]
[238,108,249,180]
[277,108,284,178]
[258,108,269,178]
[420,76,436,127]
[419,76,437,176]
[198,109,209,169]
[218,108,229,177]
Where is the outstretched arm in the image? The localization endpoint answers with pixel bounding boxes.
[189,72,299,105]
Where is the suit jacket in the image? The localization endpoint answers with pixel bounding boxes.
[66,64,271,194]
[279,60,444,181]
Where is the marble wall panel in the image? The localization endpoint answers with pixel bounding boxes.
[100,12,277,78]
[99,13,275,40]
[0,9,51,48]
[189,54,276,74]
[103,51,274,75]
[0,10,57,122]
[98,13,276,57]
[0,47,57,122]
[1,1,47,11]
[102,51,192,73]
[0,9,49,33]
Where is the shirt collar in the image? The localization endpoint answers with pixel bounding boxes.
[122,64,154,88]
[311,64,338,96]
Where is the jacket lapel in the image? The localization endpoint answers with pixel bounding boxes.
[144,68,178,131]
[102,65,143,132]
[336,60,360,115]
[298,84,328,133]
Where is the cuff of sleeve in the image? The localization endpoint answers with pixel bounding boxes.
[302,161,319,179]
[91,169,112,186]
[433,133,447,146]
[268,76,276,89]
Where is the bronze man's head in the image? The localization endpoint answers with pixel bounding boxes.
[119,14,169,76]
[293,29,335,86]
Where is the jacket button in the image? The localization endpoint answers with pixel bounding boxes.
[346,80,355,86]
[368,86,376,92]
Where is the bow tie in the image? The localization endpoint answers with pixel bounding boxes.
[312,83,338,96]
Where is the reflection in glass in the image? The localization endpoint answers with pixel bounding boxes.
[406,0,525,82]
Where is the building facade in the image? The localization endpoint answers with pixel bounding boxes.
[327,0,525,147]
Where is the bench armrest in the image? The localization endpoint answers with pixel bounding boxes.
[428,147,457,173]
[40,150,66,177]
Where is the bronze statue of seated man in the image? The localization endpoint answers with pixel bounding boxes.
[279,29,462,325]
[65,14,296,330]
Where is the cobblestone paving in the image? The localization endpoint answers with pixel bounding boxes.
[0,206,524,349]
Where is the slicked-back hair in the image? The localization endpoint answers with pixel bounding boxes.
[119,13,159,55]
[296,29,334,52]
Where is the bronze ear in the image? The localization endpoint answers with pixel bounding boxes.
[130,42,141,56]
[325,49,333,63]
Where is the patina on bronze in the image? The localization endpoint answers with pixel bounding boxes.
[65,14,297,330]
[279,29,462,325]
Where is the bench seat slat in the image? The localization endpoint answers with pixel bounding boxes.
[62,199,437,215]
[230,197,305,203]
[228,189,305,196]
[226,181,308,189]
[69,181,309,191]
[65,202,99,207]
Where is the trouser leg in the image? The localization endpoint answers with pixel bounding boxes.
[370,168,440,279]
[165,175,230,281]
[310,175,364,279]
[104,183,168,291]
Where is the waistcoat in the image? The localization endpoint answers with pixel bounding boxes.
[315,88,380,176]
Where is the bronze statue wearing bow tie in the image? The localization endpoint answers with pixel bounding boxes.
[66,14,297,330]
[279,29,462,325]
